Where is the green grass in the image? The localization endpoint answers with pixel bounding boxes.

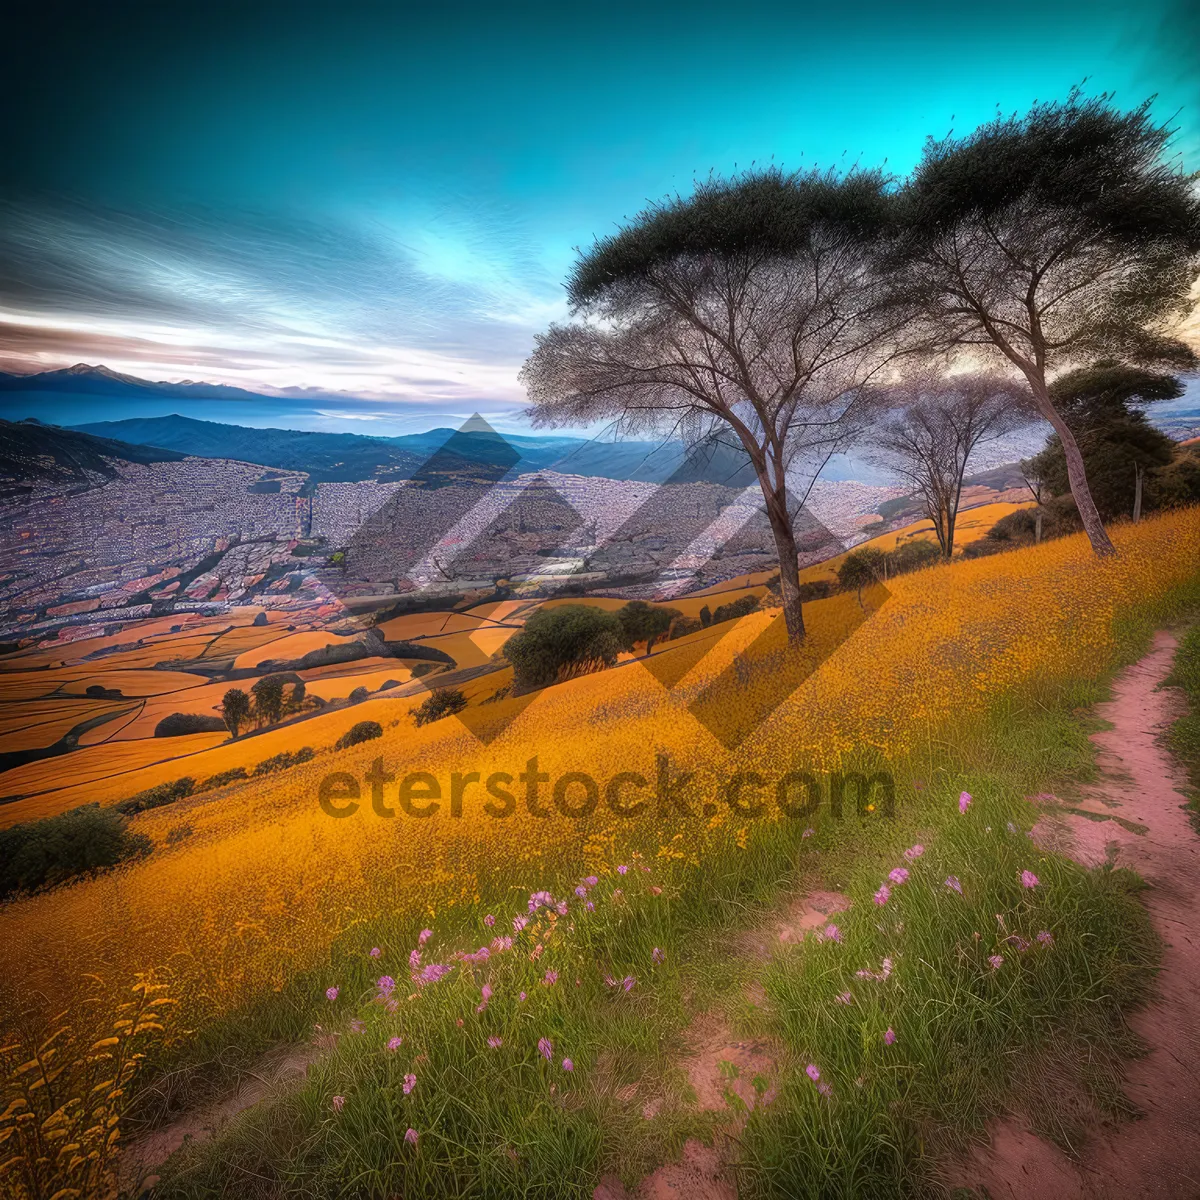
[148,577,1200,1199]
[1166,624,1200,825]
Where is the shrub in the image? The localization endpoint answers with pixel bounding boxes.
[116,777,195,815]
[334,721,383,751]
[253,747,315,775]
[668,615,703,640]
[886,538,942,575]
[412,688,468,727]
[198,766,249,791]
[503,604,625,692]
[153,712,228,737]
[165,823,194,846]
[0,805,152,900]
[348,686,370,704]
[710,593,760,625]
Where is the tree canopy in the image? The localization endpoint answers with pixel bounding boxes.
[503,604,626,693]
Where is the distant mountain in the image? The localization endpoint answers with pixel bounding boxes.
[0,418,186,485]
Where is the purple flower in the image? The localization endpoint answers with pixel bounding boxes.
[484,914,495,927]
[805,1064,820,1082]
[349,1018,364,1034]
[418,928,433,945]
[818,1081,833,1096]
[584,875,598,886]
[873,884,890,906]
[491,936,513,952]
[988,955,1004,970]
[884,1027,896,1045]
[622,975,636,992]
[1037,930,1054,946]
[325,986,339,1001]
[538,1037,553,1060]
[822,923,842,944]
[652,947,665,963]
[404,1127,418,1146]
[403,1072,417,1095]
[519,991,527,1002]
[959,791,972,813]
[332,1095,345,1112]
[562,1058,574,1071]
[369,946,381,958]
[575,885,587,898]
[903,844,924,861]
[377,975,396,996]
[945,875,963,894]
[802,827,814,838]
[417,963,453,985]
[528,890,555,913]
[1021,870,1039,889]
[888,867,909,885]
[543,970,558,986]
[835,991,853,1005]
[387,1036,403,1051]
[617,864,628,875]
[409,949,421,971]
[556,901,569,915]
[513,914,529,933]
[477,983,493,1012]
[585,901,595,912]
[487,1036,503,1049]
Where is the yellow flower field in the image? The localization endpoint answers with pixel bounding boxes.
[0,508,1196,1060]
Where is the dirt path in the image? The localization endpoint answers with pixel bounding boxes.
[950,630,1200,1199]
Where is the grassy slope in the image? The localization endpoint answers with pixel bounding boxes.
[153,570,1200,1198]
[1166,624,1200,822]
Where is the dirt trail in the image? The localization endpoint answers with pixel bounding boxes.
[950,630,1200,1199]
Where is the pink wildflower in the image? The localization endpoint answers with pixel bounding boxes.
[387,1036,403,1051]
[487,1036,503,1049]
[575,885,587,898]
[1021,870,1040,889]
[369,946,381,958]
[404,1127,418,1145]
[622,976,636,992]
[1037,930,1054,945]
[562,1058,574,1071]
[519,991,527,1002]
[332,1095,345,1112]
[418,929,433,945]
[802,827,814,838]
[349,1018,364,1034]
[403,1073,416,1095]
[903,844,924,861]
[543,970,558,986]
[650,886,662,896]
[805,1064,820,1082]
[325,986,339,1001]
[409,949,421,972]
[617,864,628,875]
[484,914,495,927]
[513,914,529,933]
[584,876,598,886]
[945,875,963,894]
[818,1081,833,1096]
[652,947,665,963]
[888,867,909,885]
[417,963,452,985]
[477,983,493,1012]
[823,923,843,943]
[873,884,890,906]
[538,1037,553,1060]
[884,1027,896,1045]
[377,975,396,996]
[835,991,853,1005]
[959,791,972,813]
[988,955,1004,970]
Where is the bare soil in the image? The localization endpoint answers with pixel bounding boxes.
[947,630,1200,1199]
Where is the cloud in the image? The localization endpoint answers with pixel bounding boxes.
[0,191,569,406]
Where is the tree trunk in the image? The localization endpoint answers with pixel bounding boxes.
[1035,507,1043,544]
[763,491,806,644]
[1028,377,1116,556]
[1133,464,1143,524]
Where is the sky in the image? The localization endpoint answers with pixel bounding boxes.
[1,0,1197,433]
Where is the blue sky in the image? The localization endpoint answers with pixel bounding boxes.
[1,0,1196,432]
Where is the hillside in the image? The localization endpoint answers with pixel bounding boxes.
[0,417,186,484]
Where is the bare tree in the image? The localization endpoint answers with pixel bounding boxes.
[520,169,903,644]
[867,373,1033,558]
[893,92,1200,556]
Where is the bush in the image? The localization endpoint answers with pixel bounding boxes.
[0,805,151,900]
[153,712,229,737]
[335,721,383,751]
[253,747,315,775]
[115,777,194,815]
[197,766,249,792]
[348,686,370,705]
[503,604,625,692]
[710,594,760,625]
[412,688,468,727]
[886,538,942,575]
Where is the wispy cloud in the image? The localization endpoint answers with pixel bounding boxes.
[0,192,569,408]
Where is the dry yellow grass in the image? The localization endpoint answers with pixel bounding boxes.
[59,669,211,697]
[378,611,500,640]
[232,630,358,669]
[0,508,1194,1048]
[0,699,132,751]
